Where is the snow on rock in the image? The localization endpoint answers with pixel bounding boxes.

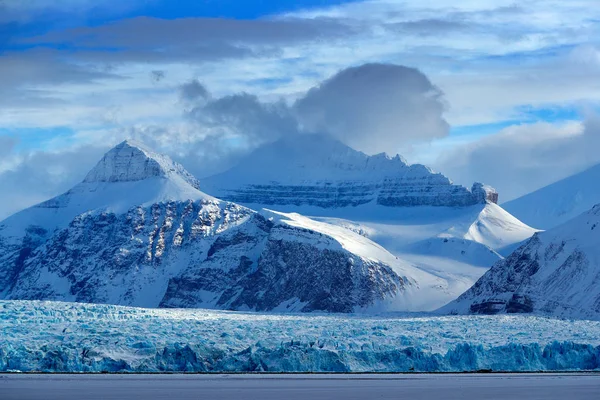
[200,134,535,300]
[83,140,201,188]
[0,140,455,312]
[201,134,496,209]
[440,204,600,320]
[1,300,600,373]
[503,163,600,230]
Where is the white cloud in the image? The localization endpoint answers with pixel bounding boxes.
[3,0,600,132]
[434,117,600,202]
[2,0,600,218]
[295,63,449,154]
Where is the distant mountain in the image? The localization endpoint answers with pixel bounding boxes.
[202,134,499,209]
[503,163,600,230]
[201,134,536,292]
[0,140,454,312]
[440,204,600,320]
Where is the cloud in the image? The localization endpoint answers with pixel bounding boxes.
[0,50,120,87]
[0,144,106,220]
[294,63,449,154]
[0,136,17,158]
[3,0,600,215]
[181,79,298,150]
[177,64,449,158]
[0,49,123,113]
[434,116,600,202]
[150,70,165,83]
[28,16,357,48]
[179,80,210,103]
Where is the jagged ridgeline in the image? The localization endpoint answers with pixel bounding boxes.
[202,134,498,209]
[0,140,437,312]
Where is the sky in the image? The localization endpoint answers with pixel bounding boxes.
[1,0,600,220]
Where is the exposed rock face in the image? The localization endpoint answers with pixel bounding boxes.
[472,183,499,205]
[0,140,412,312]
[440,204,600,319]
[202,134,495,208]
[5,200,405,311]
[84,140,201,188]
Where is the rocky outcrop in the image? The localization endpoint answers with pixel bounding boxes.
[4,199,407,311]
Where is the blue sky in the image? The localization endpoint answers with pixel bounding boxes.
[1,0,600,218]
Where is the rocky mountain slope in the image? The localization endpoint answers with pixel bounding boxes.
[503,163,600,230]
[202,134,499,209]
[0,140,452,312]
[440,204,600,319]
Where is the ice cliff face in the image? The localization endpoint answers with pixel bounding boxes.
[202,134,498,209]
[3,301,600,373]
[441,204,600,319]
[0,141,417,312]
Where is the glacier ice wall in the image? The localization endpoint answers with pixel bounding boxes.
[2,301,600,373]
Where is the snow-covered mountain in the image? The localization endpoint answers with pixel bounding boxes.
[202,134,499,209]
[201,134,537,293]
[0,140,456,312]
[440,204,600,320]
[503,163,600,230]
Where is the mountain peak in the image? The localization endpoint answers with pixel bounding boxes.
[201,134,499,209]
[83,140,200,189]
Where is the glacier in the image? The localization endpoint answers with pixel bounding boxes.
[2,300,600,373]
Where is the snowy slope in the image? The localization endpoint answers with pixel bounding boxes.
[200,134,536,299]
[2,300,600,372]
[0,140,210,241]
[0,140,459,312]
[312,202,537,300]
[441,204,600,320]
[503,163,600,230]
[216,201,536,303]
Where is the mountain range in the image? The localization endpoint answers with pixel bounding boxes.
[0,140,473,312]
[202,134,500,209]
[0,136,556,314]
[441,202,600,319]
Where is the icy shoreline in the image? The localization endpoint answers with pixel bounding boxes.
[2,301,600,373]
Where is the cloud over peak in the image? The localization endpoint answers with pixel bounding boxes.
[295,63,449,153]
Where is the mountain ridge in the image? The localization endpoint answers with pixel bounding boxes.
[440,203,600,319]
[202,134,499,209]
[503,162,600,230]
[0,140,457,312]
